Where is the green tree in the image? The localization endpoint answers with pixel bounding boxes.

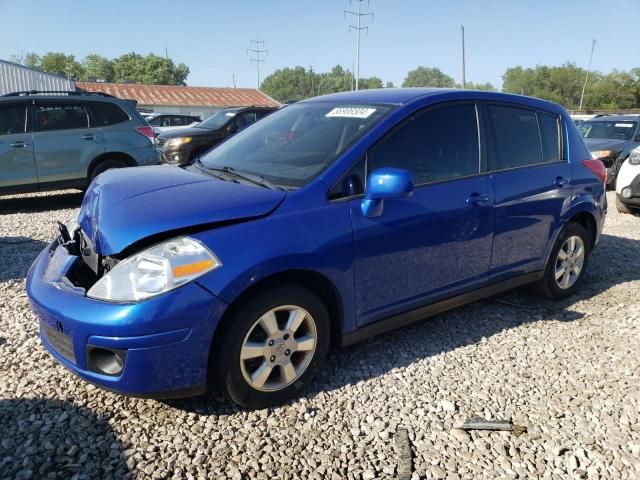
[261,66,315,102]
[402,67,455,88]
[359,76,383,90]
[385,81,395,88]
[112,53,189,85]
[23,53,42,68]
[38,52,85,79]
[461,81,496,91]
[590,70,637,110]
[83,54,114,82]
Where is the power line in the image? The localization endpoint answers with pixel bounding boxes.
[344,0,374,91]
[247,34,268,90]
[579,39,597,111]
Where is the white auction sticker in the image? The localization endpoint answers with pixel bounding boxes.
[326,107,376,119]
[615,123,633,127]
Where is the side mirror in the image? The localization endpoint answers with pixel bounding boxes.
[361,167,413,217]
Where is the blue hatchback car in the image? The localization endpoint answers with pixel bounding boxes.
[27,89,607,408]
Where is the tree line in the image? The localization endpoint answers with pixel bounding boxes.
[9,51,190,86]
[9,50,639,110]
[262,63,640,111]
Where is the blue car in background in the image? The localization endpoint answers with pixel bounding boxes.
[27,89,607,408]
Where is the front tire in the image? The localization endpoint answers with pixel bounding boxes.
[89,158,128,182]
[536,222,591,300]
[616,196,635,215]
[213,285,331,409]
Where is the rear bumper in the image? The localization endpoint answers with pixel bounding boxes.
[27,240,228,398]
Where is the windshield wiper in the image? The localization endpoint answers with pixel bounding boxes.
[203,164,284,191]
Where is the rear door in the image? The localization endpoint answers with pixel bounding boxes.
[0,101,37,191]
[484,103,572,279]
[32,100,105,185]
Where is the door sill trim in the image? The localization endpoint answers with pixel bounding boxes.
[341,271,543,347]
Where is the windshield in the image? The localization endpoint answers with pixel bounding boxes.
[578,120,637,140]
[197,109,241,130]
[199,102,393,188]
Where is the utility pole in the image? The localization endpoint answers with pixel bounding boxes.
[579,39,597,111]
[247,34,268,90]
[461,25,466,89]
[232,73,237,89]
[345,0,373,90]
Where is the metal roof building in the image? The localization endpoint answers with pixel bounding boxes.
[77,82,280,118]
[0,59,76,96]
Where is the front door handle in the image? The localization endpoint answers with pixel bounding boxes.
[82,134,95,140]
[10,141,29,148]
[466,193,490,206]
[554,176,570,187]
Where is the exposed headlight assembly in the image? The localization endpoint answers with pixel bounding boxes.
[590,149,613,159]
[87,237,220,302]
[628,147,640,166]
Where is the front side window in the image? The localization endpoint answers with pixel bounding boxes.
[367,103,480,185]
[36,103,89,131]
[0,104,27,135]
[171,116,187,126]
[486,105,541,170]
[199,102,392,188]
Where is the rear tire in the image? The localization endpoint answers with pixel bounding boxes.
[89,159,128,182]
[536,222,591,300]
[616,196,634,215]
[213,285,331,409]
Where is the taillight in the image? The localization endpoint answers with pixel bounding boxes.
[581,159,607,184]
[135,126,154,143]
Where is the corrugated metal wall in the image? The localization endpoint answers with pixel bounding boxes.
[0,60,75,96]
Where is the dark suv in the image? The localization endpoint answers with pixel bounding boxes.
[156,106,276,166]
[0,90,159,195]
[577,115,640,189]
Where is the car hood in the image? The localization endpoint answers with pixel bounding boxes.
[78,166,286,256]
[583,138,629,151]
[157,126,221,139]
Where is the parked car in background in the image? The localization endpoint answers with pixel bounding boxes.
[146,113,201,135]
[27,89,606,409]
[577,115,640,189]
[0,90,159,195]
[615,145,640,214]
[156,106,276,165]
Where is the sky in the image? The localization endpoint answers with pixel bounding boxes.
[1,0,638,90]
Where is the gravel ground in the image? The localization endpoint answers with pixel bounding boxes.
[1,190,639,480]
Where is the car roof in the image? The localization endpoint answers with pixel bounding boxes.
[298,88,563,110]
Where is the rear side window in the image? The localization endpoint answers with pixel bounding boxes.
[368,103,480,185]
[89,102,129,126]
[486,105,541,170]
[0,104,27,135]
[36,103,89,131]
[538,112,561,162]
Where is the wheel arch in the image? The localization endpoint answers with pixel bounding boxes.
[208,268,344,376]
[87,152,137,180]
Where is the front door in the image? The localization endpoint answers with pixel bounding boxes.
[0,101,37,192]
[349,102,495,326]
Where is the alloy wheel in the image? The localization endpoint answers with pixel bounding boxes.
[554,235,585,289]
[239,305,317,392]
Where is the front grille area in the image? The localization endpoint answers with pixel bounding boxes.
[156,137,167,148]
[42,322,76,364]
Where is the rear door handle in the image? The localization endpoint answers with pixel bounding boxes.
[554,176,570,187]
[465,193,490,206]
[10,141,29,148]
[82,134,95,140]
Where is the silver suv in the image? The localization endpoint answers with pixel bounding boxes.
[0,90,160,195]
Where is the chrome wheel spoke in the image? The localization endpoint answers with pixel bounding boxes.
[241,341,265,360]
[568,236,576,253]
[555,264,566,280]
[281,361,297,383]
[285,308,306,334]
[294,334,315,352]
[251,361,273,389]
[557,249,568,260]
[555,235,585,290]
[259,311,279,336]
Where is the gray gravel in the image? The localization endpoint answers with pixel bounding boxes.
[1,190,639,479]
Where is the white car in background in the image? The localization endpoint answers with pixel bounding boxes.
[146,113,202,135]
[615,146,640,214]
